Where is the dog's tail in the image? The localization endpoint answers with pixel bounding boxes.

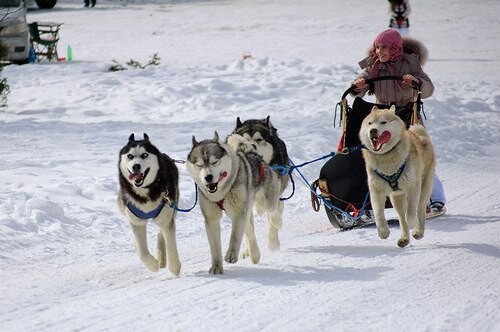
[410,124,429,138]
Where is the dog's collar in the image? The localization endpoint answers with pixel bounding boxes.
[124,192,172,220]
[374,161,406,191]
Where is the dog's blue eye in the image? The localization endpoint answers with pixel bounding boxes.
[127,154,134,160]
[141,153,149,159]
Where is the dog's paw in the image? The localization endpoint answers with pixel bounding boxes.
[412,228,424,240]
[209,265,224,275]
[377,226,390,239]
[141,255,160,272]
[268,241,280,252]
[225,251,239,264]
[397,237,410,248]
[241,248,250,259]
[267,235,280,252]
[249,247,261,264]
[243,243,261,263]
[169,261,181,276]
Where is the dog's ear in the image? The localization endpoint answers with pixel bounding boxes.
[371,106,379,113]
[213,131,219,142]
[236,117,243,128]
[389,105,396,114]
[192,135,199,147]
[143,133,150,141]
[265,115,277,133]
[128,133,135,141]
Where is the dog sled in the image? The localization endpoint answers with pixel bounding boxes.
[312,76,424,230]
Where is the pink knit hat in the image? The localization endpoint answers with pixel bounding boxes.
[371,29,403,61]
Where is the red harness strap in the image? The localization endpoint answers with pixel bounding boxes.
[259,162,264,183]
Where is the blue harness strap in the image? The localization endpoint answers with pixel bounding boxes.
[126,199,168,220]
[374,162,406,191]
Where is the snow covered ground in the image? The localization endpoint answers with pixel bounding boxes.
[1,0,499,331]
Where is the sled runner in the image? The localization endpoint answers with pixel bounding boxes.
[312,76,424,230]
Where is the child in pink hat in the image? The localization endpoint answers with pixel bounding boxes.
[352,28,432,106]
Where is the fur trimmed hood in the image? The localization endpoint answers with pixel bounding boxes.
[359,36,429,69]
[402,36,428,66]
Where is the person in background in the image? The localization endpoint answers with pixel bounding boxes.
[388,0,410,35]
[352,28,446,216]
[84,0,96,8]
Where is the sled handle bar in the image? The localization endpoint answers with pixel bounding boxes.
[341,75,419,100]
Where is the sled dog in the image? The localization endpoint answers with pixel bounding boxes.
[359,106,435,247]
[186,131,282,274]
[230,116,290,250]
[117,133,181,275]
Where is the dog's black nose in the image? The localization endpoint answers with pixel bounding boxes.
[205,174,213,183]
[370,129,378,136]
[132,164,141,173]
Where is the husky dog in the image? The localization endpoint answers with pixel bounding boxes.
[359,106,435,247]
[230,116,290,251]
[186,132,282,274]
[117,133,181,275]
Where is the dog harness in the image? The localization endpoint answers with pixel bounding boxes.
[125,192,172,220]
[216,162,265,211]
[374,161,406,191]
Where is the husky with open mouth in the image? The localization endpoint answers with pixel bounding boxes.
[186,131,282,274]
[117,133,181,275]
[359,106,435,247]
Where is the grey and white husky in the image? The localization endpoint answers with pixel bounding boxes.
[230,116,290,251]
[117,133,181,275]
[186,131,282,275]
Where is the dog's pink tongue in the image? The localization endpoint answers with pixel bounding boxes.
[129,173,142,181]
[373,131,391,151]
[218,171,227,182]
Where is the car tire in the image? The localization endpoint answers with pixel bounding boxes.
[35,0,57,9]
[12,58,30,65]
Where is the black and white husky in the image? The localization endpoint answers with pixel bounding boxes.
[117,133,181,275]
[230,116,290,251]
[186,131,282,275]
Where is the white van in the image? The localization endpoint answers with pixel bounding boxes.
[0,0,30,64]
